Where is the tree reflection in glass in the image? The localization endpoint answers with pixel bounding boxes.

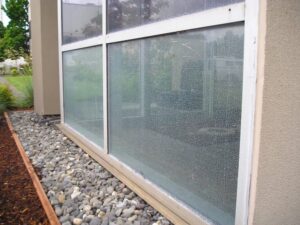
[107,0,244,32]
[109,24,244,225]
[62,0,102,44]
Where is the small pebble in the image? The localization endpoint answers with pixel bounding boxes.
[73,218,83,225]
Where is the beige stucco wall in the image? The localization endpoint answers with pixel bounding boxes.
[31,0,60,115]
[249,0,300,224]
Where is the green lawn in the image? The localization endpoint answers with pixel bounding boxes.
[4,75,33,108]
[5,75,32,93]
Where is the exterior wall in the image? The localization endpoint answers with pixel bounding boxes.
[249,0,300,224]
[31,0,44,113]
[31,0,60,115]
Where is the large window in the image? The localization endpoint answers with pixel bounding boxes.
[63,46,103,146]
[109,24,244,225]
[59,1,256,225]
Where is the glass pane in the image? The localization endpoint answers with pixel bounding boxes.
[63,46,103,147]
[108,24,244,225]
[108,0,244,32]
[62,0,102,44]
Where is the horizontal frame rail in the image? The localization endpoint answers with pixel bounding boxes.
[61,36,104,52]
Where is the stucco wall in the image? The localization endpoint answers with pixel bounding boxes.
[249,0,300,224]
[31,0,60,115]
[31,0,44,113]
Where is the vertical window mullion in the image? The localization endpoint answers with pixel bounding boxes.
[102,0,108,154]
[235,0,259,224]
[58,0,64,123]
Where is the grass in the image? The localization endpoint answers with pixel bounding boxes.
[5,76,32,93]
[4,76,33,108]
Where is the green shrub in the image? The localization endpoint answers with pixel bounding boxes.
[0,84,14,113]
[19,64,32,76]
[10,67,19,76]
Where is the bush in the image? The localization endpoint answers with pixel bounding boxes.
[19,64,32,76]
[0,84,14,113]
[10,67,19,76]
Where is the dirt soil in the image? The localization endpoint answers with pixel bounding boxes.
[0,116,49,225]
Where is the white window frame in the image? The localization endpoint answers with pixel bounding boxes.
[57,1,259,224]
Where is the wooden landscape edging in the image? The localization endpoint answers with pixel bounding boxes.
[4,112,61,225]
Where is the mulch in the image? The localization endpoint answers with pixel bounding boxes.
[0,115,50,225]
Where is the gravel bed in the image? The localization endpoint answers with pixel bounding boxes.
[9,111,172,225]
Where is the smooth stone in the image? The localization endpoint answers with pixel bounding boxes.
[122,206,135,217]
[71,190,81,199]
[161,220,170,225]
[58,192,65,204]
[83,205,92,211]
[97,211,105,218]
[116,217,123,225]
[55,207,63,216]
[50,198,59,205]
[103,197,113,206]
[128,215,137,222]
[115,208,122,217]
[62,222,72,225]
[83,215,95,223]
[122,188,131,195]
[89,217,101,225]
[107,186,114,194]
[101,216,109,225]
[152,222,161,225]
[60,215,70,223]
[73,218,83,225]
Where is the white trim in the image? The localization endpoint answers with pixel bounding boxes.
[106,3,245,44]
[57,0,64,123]
[61,36,103,52]
[235,0,259,225]
[102,0,108,154]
